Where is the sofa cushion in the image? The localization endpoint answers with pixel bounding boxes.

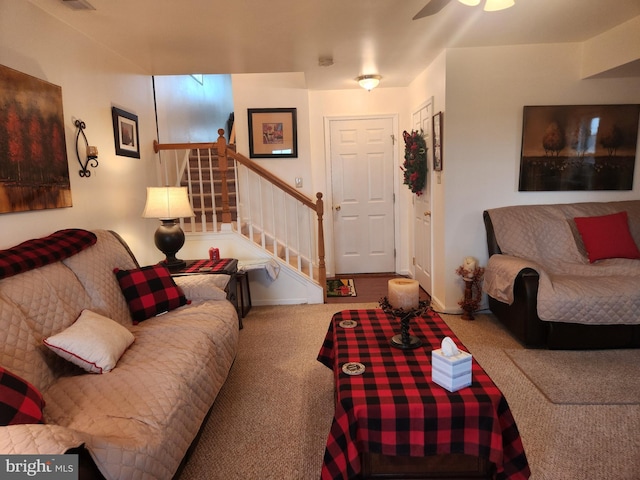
[44,310,135,374]
[574,211,640,263]
[0,366,45,425]
[114,264,188,323]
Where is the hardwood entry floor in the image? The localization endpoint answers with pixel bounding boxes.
[325,273,430,304]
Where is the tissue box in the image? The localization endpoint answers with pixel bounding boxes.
[431,348,472,392]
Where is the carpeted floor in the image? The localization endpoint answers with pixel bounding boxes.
[178,304,640,480]
[505,348,640,405]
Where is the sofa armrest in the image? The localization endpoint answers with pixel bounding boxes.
[173,274,229,301]
[483,210,502,256]
[0,424,86,455]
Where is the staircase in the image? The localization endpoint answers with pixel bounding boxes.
[181,148,237,232]
[153,130,327,301]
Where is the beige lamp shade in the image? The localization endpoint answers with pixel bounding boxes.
[142,187,194,220]
[482,0,514,11]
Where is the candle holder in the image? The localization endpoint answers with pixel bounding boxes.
[379,297,430,350]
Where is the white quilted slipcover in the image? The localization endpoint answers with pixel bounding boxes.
[483,201,640,325]
[0,230,239,480]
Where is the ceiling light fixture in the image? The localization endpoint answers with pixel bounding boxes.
[458,0,514,11]
[357,75,381,91]
[62,0,96,10]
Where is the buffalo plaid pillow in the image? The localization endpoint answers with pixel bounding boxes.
[0,366,45,426]
[114,264,188,323]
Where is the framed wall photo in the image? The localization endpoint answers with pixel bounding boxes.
[432,111,443,171]
[248,108,297,158]
[519,104,639,191]
[112,107,140,158]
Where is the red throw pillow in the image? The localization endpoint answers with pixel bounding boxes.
[114,264,189,323]
[574,211,640,263]
[0,366,45,426]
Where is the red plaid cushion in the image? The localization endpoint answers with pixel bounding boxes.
[114,264,188,323]
[0,229,97,280]
[0,366,45,426]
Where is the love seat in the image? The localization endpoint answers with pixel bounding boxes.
[483,200,640,349]
[0,229,239,479]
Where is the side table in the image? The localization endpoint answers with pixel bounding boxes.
[171,258,243,329]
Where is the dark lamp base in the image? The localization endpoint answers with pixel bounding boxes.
[154,219,186,271]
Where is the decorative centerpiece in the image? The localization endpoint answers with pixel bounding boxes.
[400,130,428,196]
[380,278,429,350]
[455,256,485,321]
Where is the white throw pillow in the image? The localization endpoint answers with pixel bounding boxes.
[44,310,135,374]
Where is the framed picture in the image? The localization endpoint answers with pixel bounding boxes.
[112,107,140,158]
[248,108,297,158]
[432,111,443,171]
[519,104,639,191]
[0,64,71,213]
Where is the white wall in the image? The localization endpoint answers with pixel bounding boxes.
[0,0,158,265]
[438,43,640,312]
[154,74,233,143]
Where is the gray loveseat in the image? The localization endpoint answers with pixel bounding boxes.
[483,200,640,349]
[0,229,239,479]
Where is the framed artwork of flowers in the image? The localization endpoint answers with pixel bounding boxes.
[247,108,298,158]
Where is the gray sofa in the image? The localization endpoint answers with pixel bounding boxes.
[0,229,239,479]
[483,200,640,349]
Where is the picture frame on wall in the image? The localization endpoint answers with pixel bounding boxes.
[518,104,639,191]
[248,108,298,158]
[112,107,140,158]
[432,111,443,171]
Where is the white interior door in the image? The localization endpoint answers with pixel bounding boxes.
[330,117,395,274]
[412,102,433,296]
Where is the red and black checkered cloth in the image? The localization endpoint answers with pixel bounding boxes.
[177,258,235,274]
[0,366,45,426]
[0,229,97,280]
[317,309,531,480]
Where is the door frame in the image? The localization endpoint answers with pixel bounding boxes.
[323,114,399,278]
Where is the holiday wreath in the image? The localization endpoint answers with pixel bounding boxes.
[401,130,427,196]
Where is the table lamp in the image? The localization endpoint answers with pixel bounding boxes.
[142,186,194,270]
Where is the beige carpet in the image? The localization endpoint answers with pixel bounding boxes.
[505,349,640,405]
[178,304,640,480]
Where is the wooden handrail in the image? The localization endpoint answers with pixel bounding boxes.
[153,129,327,301]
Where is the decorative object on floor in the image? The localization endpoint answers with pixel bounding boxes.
[247,108,297,158]
[505,348,640,405]
[456,257,484,320]
[519,104,639,191]
[111,106,140,158]
[326,278,357,297]
[356,74,381,91]
[142,186,195,270]
[379,295,429,350]
[401,130,427,195]
[74,119,98,177]
[0,64,72,214]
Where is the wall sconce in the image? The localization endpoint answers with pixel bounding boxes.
[74,119,98,177]
[357,74,382,91]
[142,186,195,270]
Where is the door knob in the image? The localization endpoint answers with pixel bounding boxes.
[424,211,431,217]
[335,205,341,211]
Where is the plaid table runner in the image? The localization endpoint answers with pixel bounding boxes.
[176,258,236,274]
[317,309,530,480]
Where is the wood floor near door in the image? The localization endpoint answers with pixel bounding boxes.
[326,273,430,304]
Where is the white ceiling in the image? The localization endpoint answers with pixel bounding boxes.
[29,0,640,90]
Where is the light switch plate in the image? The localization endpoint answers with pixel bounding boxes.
[295,177,303,188]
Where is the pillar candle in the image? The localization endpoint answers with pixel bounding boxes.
[388,278,419,310]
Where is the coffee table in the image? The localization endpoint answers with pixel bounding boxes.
[317,309,530,480]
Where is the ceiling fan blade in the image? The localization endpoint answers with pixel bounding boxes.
[413,0,453,19]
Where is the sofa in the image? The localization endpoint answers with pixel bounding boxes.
[0,229,239,479]
[483,200,640,349]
